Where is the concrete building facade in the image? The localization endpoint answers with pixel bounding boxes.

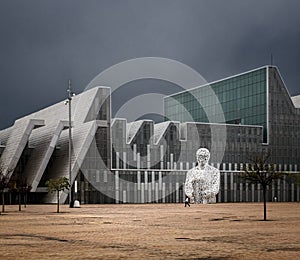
[0,66,299,204]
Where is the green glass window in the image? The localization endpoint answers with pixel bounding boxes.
[164,67,268,142]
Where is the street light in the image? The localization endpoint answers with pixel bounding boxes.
[65,79,75,207]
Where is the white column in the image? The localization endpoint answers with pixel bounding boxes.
[176,182,179,203]
[159,171,162,190]
[116,152,120,169]
[137,153,140,169]
[137,171,141,190]
[240,163,243,171]
[123,152,127,169]
[186,162,190,170]
[160,145,164,160]
[147,144,150,169]
[151,171,155,190]
[133,144,137,161]
[103,170,107,183]
[162,183,166,203]
[115,170,119,203]
[160,145,164,169]
[141,183,145,203]
[148,183,152,202]
[96,170,100,183]
[134,183,137,203]
[170,153,174,169]
[224,172,228,202]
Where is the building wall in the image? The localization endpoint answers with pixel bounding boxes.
[0,87,111,203]
[82,117,298,204]
[164,66,300,170]
[77,169,299,204]
[268,67,300,167]
[0,67,299,204]
[111,119,265,167]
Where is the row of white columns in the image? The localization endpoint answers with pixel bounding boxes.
[115,148,298,172]
[113,170,300,203]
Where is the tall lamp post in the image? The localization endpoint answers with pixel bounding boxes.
[67,80,74,207]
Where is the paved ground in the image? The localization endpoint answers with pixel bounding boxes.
[0,203,299,259]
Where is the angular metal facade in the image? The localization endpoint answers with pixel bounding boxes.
[0,87,111,203]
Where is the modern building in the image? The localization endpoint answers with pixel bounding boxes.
[164,66,300,167]
[0,66,299,204]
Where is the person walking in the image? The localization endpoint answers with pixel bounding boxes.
[184,197,190,207]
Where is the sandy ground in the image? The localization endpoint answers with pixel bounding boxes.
[0,203,299,260]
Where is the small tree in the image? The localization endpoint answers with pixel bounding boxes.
[46,177,69,213]
[286,172,300,188]
[243,155,285,221]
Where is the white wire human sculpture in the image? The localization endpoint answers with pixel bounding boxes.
[185,148,220,204]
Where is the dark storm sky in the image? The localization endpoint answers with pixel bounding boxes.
[1,0,300,129]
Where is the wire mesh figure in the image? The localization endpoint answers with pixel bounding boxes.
[185,148,220,204]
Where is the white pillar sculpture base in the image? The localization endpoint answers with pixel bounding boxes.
[73,200,81,208]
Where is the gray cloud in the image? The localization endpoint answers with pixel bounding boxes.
[0,0,299,129]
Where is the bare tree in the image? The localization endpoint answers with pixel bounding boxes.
[243,154,285,221]
[46,177,70,213]
[15,176,28,211]
[18,181,32,208]
[0,174,9,214]
[0,163,14,214]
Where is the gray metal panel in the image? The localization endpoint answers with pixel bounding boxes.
[0,118,45,178]
[28,120,69,191]
[0,87,110,204]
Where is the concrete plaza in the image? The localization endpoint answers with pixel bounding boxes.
[0,203,299,259]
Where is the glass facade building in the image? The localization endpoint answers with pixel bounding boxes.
[164,66,300,166]
[0,66,299,204]
[164,67,268,142]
